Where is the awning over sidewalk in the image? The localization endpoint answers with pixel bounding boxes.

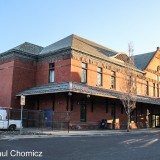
[16,82,160,105]
[16,82,115,99]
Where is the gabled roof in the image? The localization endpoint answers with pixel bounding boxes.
[10,42,43,55]
[40,35,73,55]
[134,52,155,70]
[40,34,118,57]
[71,34,117,57]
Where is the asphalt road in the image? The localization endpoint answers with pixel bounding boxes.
[0,133,159,160]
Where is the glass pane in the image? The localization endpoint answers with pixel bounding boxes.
[82,63,87,68]
[49,70,54,82]
[152,115,155,128]
[97,73,102,85]
[111,77,115,88]
[156,116,160,127]
[81,69,87,83]
[97,67,102,72]
[111,71,115,76]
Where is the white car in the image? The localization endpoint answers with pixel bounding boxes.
[0,108,21,131]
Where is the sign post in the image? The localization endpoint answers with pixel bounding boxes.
[20,95,25,135]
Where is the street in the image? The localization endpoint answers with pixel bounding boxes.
[0,133,159,160]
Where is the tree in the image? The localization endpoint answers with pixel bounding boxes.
[120,42,137,132]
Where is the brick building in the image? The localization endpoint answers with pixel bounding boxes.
[0,34,160,129]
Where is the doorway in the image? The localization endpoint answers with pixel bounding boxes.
[80,104,86,122]
[152,115,160,127]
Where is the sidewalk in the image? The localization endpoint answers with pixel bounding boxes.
[15,128,160,136]
[1,128,160,139]
[33,128,160,136]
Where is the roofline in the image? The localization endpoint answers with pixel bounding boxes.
[71,47,145,74]
[0,49,39,59]
[143,51,157,70]
[39,46,71,58]
[72,34,118,54]
[0,46,145,74]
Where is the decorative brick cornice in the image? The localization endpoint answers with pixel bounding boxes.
[0,47,145,77]
[0,50,38,65]
[0,49,72,65]
[146,68,158,75]
[38,48,72,63]
[71,49,144,76]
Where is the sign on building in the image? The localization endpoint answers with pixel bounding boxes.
[20,95,25,106]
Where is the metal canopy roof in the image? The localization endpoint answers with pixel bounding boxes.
[16,82,115,99]
[17,82,160,106]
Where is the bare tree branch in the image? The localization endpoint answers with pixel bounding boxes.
[120,42,137,132]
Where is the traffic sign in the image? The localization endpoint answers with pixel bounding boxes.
[20,95,25,106]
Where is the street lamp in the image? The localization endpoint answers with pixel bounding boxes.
[86,94,90,98]
[68,92,72,96]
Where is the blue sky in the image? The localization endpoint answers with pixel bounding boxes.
[0,0,160,55]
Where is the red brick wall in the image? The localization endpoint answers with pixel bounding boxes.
[11,60,37,108]
[39,94,54,110]
[26,92,149,129]
[36,62,48,86]
[36,59,71,86]
[52,93,128,129]
[0,61,14,107]
[71,59,81,82]
[71,58,136,93]
[54,93,67,112]
[37,93,67,112]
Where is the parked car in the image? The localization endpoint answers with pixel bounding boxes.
[0,108,21,131]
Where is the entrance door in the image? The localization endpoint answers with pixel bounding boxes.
[152,115,160,127]
[155,115,160,127]
[80,104,86,122]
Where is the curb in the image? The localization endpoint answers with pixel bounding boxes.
[0,129,159,139]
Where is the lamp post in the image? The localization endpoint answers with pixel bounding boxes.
[86,94,90,98]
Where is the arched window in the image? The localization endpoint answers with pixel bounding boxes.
[157,66,160,72]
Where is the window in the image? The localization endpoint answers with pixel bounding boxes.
[156,66,160,97]
[97,67,102,86]
[81,63,87,83]
[157,66,160,81]
[49,63,54,83]
[111,71,116,89]
[146,81,149,95]
[153,83,156,97]
[157,84,159,97]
